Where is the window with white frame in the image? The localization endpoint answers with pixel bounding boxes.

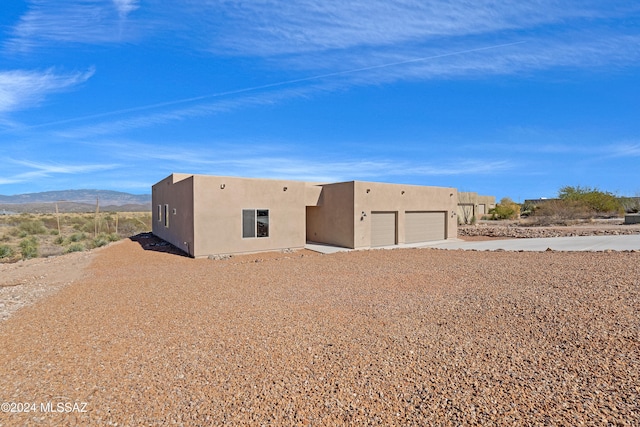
[242,209,269,238]
[157,205,162,222]
[164,204,170,228]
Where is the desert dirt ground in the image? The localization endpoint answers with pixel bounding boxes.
[1,232,639,426]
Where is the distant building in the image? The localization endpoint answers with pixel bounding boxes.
[152,173,461,257]
[457,192,496,224]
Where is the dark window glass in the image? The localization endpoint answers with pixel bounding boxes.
[256,210,269,238]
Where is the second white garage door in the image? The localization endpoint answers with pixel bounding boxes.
[371,212,397,247]
[405,211,446,243]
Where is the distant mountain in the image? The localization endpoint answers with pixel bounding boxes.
[0,190,150,206]
[0,190,151,213]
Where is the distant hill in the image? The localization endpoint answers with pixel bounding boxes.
[0,190,151,213]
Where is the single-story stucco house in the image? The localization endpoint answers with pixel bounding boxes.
[457,192,496,224]
[152,173,461,258]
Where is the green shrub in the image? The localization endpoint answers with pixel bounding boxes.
[91,235,109,248]
[54,236,65,245]
[489,197,521,220]
[558,186,623,215]
[67,232,87,243]
[0,245,14,259]
[66,243,85,253]
[19,236,39,259]
[41,215,59,229]
[19,220,47,235]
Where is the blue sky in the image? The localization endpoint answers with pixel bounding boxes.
[1,1,639,200]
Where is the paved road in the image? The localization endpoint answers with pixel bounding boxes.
[422,234,640,252]
[306,235,640,254]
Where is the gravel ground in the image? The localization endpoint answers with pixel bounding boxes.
[0,250,95,322]
[459,222,640,239]
[1,238,639,426]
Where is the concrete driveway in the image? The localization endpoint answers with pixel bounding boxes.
[421,234,640,252]
[305,234,640,254]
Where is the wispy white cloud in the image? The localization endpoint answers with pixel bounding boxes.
[5,0,142,51]
[113,0,139,19]
[1,159,120,185]
[608,143,640,158]
[191,157,513,183]
[188,0,637,56]
[82,138,511,183]
[50,84,317,138]
[6,1,639,137]
[0,68,95,114]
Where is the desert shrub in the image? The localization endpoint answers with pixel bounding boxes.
[0,244,14,259]
[528,199,593,225]
[71,217,94,232]
[41,215,59,229]
[67,232,87,243]
[18,220,47,235]
[520,201,538,217]
[619,197,640,213]
[54,235,65,245]
[117,214,152,237]
[558,186,623,216]
[489,197,521,220]
[66,243,85,253]
[19,236,39,259]
[91,234,109,248]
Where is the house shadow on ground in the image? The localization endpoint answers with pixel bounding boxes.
[129,233,190,257]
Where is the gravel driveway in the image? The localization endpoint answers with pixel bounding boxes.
[1,239,638,425]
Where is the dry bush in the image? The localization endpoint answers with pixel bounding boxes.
[0,211,151,263]
[528,200,594,225]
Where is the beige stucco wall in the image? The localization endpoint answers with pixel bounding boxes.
[458,192,496,222]
[306,181,355,248]
[354,181,457,249]
[152,174,195,255]
[153,174,461,256]
[191,175,307,257]
[306,180,457,249]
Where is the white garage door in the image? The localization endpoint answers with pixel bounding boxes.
[405,211,446,243]
[371,212,397,247]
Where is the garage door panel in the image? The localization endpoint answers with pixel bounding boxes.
[371,212,396,247]
[405,211,445,243]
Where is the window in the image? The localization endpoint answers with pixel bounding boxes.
[164,204,169,228]
[157,205,162,222]
[256,209,269,237]
[242,209,269,238]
